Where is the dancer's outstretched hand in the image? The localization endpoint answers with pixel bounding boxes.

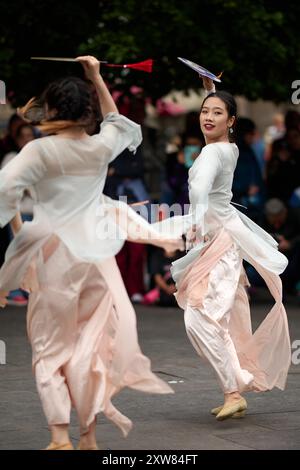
[201,76,215,93]
[75,55,101,83]
[186,224,197,251]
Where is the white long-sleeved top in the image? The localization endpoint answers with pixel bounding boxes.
[0,112,186,291]
[172,141,288,281]
[0,113,146,288]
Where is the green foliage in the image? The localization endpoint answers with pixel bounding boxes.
[0,0,101,104]
[1,0,300,104]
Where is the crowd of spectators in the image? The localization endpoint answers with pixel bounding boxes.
[1,103,300,307]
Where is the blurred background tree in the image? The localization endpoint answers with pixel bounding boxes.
[1,0,300,105]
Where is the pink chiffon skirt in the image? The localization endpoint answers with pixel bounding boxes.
[14,235,173,436]
[174,228,291,392]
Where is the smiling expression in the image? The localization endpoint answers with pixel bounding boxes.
[200,96,235,144]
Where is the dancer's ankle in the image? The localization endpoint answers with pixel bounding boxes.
[79,420,97,449]
[51,424,70,445]
[79,435,98,449]
[224,391,242,404]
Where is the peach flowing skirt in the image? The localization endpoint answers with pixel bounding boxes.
[18,235,172,436]
[173,228,291,392]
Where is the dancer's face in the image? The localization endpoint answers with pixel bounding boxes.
[200,97,235,144]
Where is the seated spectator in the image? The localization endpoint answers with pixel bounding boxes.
[264,112,285,161]
[247,198,300,295]
[104,146,150,302]
[232,118,265,222]
[161,133,204,209]
[263,199,300,294]
[251,129,266,176]
[145,247,182,307]
[178,134,204,169]
[266,128,300,204]
[160,133,182,205]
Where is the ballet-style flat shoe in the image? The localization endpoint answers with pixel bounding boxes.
[216,398,247,421]
[211,405,223,415]
[231,409,246,419]
[211,405,246,418]
[45,441,74,450]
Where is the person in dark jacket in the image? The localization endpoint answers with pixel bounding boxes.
[232,118,265,222]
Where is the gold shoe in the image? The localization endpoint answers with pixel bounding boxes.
[211,405,246,418]
[45,441,74,450]
[211,405,223,415]
[216,398,247,421]
[231,409,246,418]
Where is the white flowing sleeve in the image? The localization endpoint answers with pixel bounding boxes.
[188,144,222,235]
[0,140,46,227]
[98,112,142,163]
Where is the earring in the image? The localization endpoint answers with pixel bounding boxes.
[229,127,233,134]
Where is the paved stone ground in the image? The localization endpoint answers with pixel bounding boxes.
[0,293,299,450]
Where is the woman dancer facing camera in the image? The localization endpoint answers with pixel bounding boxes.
[0,56,182,449]
[172,77,291,420]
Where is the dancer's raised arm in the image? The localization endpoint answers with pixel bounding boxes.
[76,55,118,117]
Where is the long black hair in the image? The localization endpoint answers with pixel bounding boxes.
[19,76,93,134]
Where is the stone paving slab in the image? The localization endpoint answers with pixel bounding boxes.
[0,302,299,450]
